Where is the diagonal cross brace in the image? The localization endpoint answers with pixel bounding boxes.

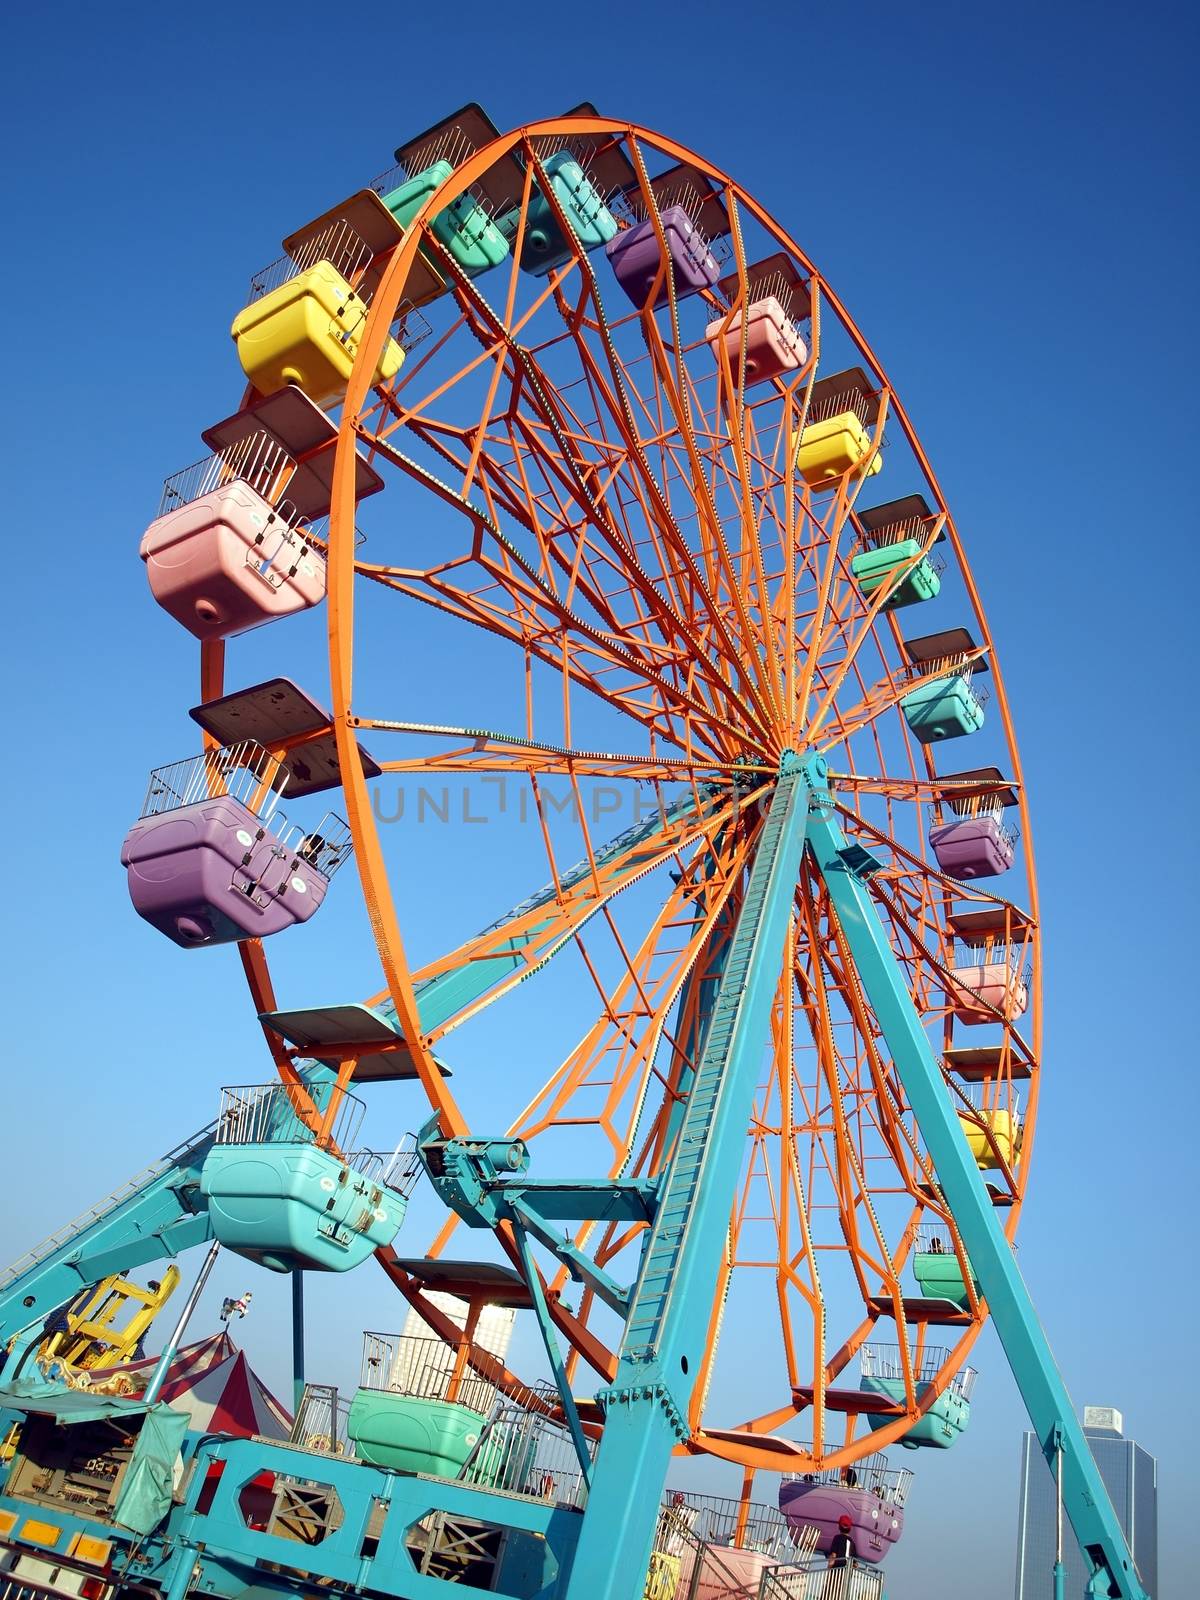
[509,1198,631,1317]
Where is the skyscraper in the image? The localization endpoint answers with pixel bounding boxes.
[1014,1408,1157,1599]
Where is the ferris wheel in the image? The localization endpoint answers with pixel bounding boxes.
[120,106,1071,1595]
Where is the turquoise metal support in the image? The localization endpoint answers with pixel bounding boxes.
[806,801,1147,1600]
[292,1270,305,1413]
[508,1214,593,1486]
[0,1124,217,1349]
[657,868,736,1165]
[563,758,816,1600]
[510,1197,630,1316]
[0,1066,339,1355]
[167,1433,582,1599]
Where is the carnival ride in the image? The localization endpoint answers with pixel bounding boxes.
[0,107,1146,1600]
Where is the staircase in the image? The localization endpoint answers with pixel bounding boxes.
[624,771,808,1357]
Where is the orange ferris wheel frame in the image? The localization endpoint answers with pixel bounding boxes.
[196,115,1041,1475]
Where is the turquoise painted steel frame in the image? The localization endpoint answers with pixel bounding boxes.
[0,762,1148,1600]
[172,1434,583,1598]
[0,1131,216,1357]
[806,801,1146,1600]
[563,757,816,1599]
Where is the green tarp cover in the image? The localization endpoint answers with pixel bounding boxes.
[113,1404,190,1535]
[0,1379,187,1536]
[0,1378,150,1425]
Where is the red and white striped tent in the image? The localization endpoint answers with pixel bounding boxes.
[93,1332,292,1439]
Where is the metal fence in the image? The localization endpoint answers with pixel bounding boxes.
[662,1491,797,1559]
[214,1080,367,1154]
[951,940,1030,983]
[158,430,302,519]
[781,1447,912,1509]
[806,388,876,430]
[915,1221,958,1256]
[649,1494,823,1600]
[248,219,375,302]
[349,1139,423,1196]
[759,1558,885,1600]
[905,655,987,704]
[954,1078,1022,1118]
[368,153,500,233]
[359,1331,502,1417]
[851,525,947,579]
[460,1400,594,1509]
[275,811,355,881]
[289,1382,354,1457]
[0,1579,66,1600]
[860,1342,977,1401]
[139,740,286,821]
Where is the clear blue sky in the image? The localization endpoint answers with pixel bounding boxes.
[1,4,1196,1597]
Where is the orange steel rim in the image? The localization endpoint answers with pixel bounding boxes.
[216,117,1041,1474]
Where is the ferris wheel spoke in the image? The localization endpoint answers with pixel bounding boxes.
[624,235,786,733]
[360,536,758,760]
[362,376,779,755]
[813,645,989,755]
[526,184,782,735]
[802,516,947,746]
[359,783,764,1047]
[506,834,753,1159]
[490,423,781,745]
[356,721,759,783]
[814,921,932,1200]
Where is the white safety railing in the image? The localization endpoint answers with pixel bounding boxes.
[915,1221,958,1256]
[951,941,1030,985]
[248,219,375,303]
[857,508,930,545]
[461,1400,595,1509]
[662,1491,797,1559]
[0,1578,67,1600]
[525,134,620,202]
[619,178,724,270]
[370,152,500,230]
[905,654,987,705]
[955,1078,1022,1118]
[860,1342,977,1401]
[214,1080,367,1154]
[359,1331,502,1417]
[350,1138,423,1196]
[782,1447,912,1509]
[393,119,479,183]
[759,1558,885,1600]
[158,430,303,520]
[648,1495,823,1600]
[942,787,1014,832]
[139,741,285,822]
[289,1382,355,1457]
[392,303,433,355]
[270,811,354,881]
[806,387,877,430]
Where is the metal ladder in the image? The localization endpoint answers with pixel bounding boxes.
[624,770,802,1358]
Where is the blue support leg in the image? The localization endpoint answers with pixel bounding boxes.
[564,759,815,1600]
[509,1215,593,1487]
[806,803,1147,1600]
[292,1270,305,1414]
